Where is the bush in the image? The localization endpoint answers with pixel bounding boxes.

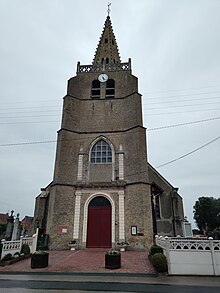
[13,252,21,258]
[106,250,120,256]
[20,243,30,255]
[149,244,163,256]
[209,228,220,240]
[151,253,168,273]
[2,253,13,261]
[0,243,2,259]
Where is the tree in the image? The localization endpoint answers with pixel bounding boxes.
[193,196,220,234]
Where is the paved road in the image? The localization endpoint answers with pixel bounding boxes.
[0,273,220,293]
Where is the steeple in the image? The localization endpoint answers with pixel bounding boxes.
[93,16,121,65]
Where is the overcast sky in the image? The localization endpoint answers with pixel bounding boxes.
[0,0,220,229]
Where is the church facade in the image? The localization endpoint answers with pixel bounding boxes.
[32,16,184,250]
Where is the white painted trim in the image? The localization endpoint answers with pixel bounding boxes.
[73,191,81,239]
[82,193,115,245]
[118,144,124,180]
[118,153,124,180]
[77,154,83,181]
[118,190,125,240]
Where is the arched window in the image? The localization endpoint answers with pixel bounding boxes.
[90,140,112,164]
[106,79,115,99]
[155,195,161,219]
[89,196,111,207]
[151,184,162,219]
[91,80,100,99]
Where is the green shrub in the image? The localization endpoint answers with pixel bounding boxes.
[149,244,163,256]
[20,243,30,255]
[13,252,21,258]
[151,252,168,273]
[2,253,12,261]
[0,243,2,259]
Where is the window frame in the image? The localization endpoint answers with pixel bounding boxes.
[90,139,112,164]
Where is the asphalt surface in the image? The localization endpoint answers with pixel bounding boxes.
[0,250,219,292]
[0,272,220,293]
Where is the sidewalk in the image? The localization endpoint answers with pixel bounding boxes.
[0,249,156,274]
[0,250,219,292]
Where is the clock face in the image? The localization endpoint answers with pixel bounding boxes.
[98,73,108,82]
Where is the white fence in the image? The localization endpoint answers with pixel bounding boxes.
[155,235,220,276]
[1,230,38,260]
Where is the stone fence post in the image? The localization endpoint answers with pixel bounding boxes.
[164,236,171,274]
[32,228,39,254]
[209,237,217,275]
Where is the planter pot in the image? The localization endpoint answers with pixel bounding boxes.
[105,254,121,269]
[31,253,49,269]
[68,244,77,250]
[116,245,128,252]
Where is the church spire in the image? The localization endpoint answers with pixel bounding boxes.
[92,14,121,65]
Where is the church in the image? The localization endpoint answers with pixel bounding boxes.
[32,15,184,250]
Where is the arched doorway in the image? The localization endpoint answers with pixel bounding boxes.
[86,196,112,248]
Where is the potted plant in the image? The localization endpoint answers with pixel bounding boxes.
[31,250,49,269]
[116,241,129,251]
[105,250,121,269]
[68,239,78,250]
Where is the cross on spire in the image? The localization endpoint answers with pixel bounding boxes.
[107,2,111,16]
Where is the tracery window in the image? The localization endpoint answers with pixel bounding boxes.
[90,140,112,164]
[155,195,161,219]
[151,184,162,219]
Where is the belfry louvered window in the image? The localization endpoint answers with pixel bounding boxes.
[91,80,100,99]
[90,140,112,164]
[106,79,115,99]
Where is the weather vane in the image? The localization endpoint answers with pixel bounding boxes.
[107,2,111,16]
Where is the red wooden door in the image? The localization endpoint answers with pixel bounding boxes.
[87,197,111,248]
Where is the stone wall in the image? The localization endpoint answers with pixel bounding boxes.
[148,164,184,236]
[46,185,76,249]
[125,183,153,248]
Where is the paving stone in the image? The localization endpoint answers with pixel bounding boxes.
[0,249,156,274]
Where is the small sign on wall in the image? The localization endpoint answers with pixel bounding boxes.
[131,225,137,236]
[58,225,68,234]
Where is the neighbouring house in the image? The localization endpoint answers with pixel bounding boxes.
[21,216,33,236]
[0,213,9,239]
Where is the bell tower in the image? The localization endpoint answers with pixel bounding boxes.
[44,15,154,249]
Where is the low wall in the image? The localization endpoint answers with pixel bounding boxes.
[155,235,220,276]
[1,230,38,260]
